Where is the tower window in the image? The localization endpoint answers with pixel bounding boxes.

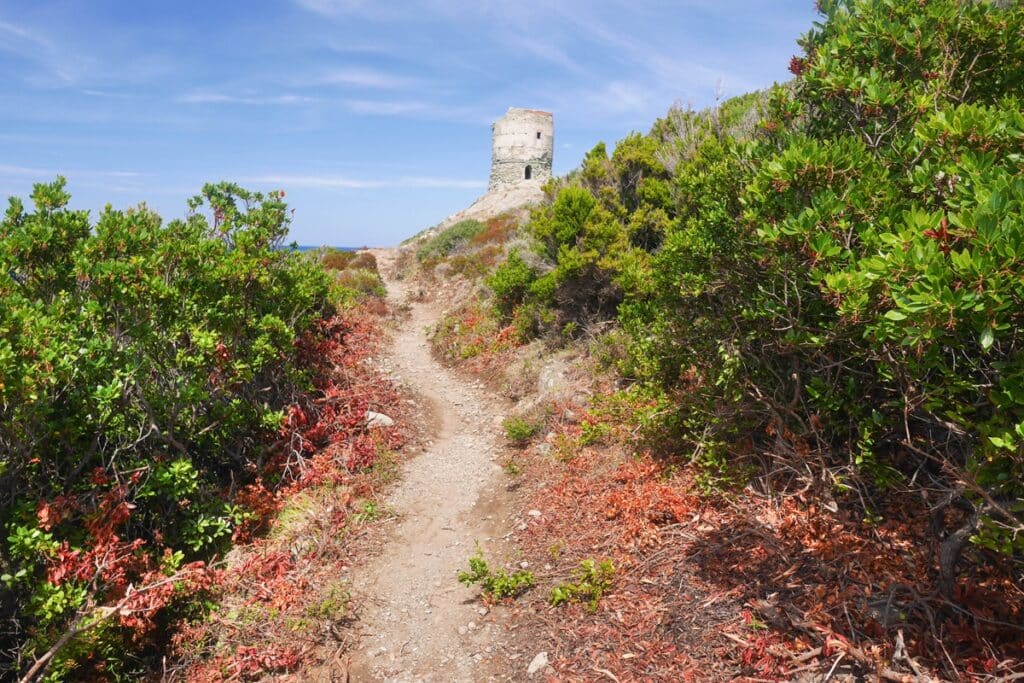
[536,131,541,139]
[525,165,532,180]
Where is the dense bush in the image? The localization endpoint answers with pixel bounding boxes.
[319,248,385,300]
[416,219,485,263]
[488,0,1024,583]
[0,180,340,680]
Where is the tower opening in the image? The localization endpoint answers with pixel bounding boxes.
[536,131,541,139]
[525,165,532,180]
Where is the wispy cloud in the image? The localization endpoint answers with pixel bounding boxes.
[0,17,77,83]
[500,33,586,75]
[292,0,400,19]
[243,174,485,190]
[316,67,422,89]
[0,164,146,179]
[343,98,488,124]
[181,92,316,105]
[344,99,429,116]
[0,19,52,49]
[0,164,55,177]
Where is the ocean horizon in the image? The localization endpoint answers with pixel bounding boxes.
[290,245,369,253]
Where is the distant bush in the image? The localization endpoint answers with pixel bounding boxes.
[416,220,484,263]
[321,248,357,271]
[469,214,519,247]
[448,244,502,279]
[348,250,378,272]
[319,249,384,302]
[336,267,386,298]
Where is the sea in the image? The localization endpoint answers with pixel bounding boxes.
[290,245,364,253]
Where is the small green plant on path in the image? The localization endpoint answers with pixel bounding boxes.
[549,559,615,611]
[458,546,535,600]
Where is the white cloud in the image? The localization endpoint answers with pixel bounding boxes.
[292,0,397,19]
[0,19,50,46]
[0,17,77,83]
[500,33,586,74]
[342,98,489,124]
[181,92,316,105]
[344,98,429,116]
[243,174,381,189]
[0,164,145,178]
[317,67,422,89]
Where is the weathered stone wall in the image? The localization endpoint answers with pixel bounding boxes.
[488,108,553,191]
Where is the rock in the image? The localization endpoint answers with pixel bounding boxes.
[538,360,568,396]
[365,410,395,428]
[519,561,530,569]
[527,651,549,676]
[527,509,542,517]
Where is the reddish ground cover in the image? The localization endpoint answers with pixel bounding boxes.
[506,404,1024,681]
[164,304,407,681]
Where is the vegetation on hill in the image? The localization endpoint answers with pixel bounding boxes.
[430,0,1024,677]
[494,0,1024,567]
[0,180,395,680]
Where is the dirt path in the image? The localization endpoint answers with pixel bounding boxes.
[346,250,519,682]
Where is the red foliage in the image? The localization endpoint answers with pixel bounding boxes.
[509,409,1024,680]
[28,303,404,679]
[168,303,405,679]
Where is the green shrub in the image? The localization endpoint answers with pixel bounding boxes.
[417,220,485,263]
[0,179,334,679]
[458,548,534,600]
[549,559,615,611]
[487,0,1024,575]
[502,415,542,445]
[335,267,386,298]
[486,250,537,316]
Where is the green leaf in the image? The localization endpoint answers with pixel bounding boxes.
[980,327,994,350]
[884,310,907,321]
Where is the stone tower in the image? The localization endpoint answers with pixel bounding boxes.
[488,108,553,191]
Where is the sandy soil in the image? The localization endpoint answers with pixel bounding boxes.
[343,250,523,682]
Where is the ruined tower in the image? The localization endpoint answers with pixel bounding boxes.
[488,108,553,191]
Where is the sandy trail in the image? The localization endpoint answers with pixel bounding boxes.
[346,249,517,682]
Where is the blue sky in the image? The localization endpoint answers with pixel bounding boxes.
[0,1,818,246]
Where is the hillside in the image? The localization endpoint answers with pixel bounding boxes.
[387,0,1024,679]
